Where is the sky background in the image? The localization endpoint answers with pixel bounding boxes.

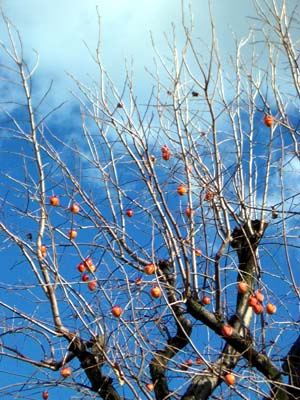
[0,1,299,399]
[0,0,258,106]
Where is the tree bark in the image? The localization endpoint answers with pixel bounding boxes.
[150,260,193,399]
[66,332,121,400]
[182,220,288,400]
[282,335,300,399]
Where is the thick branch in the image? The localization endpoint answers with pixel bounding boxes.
[185,297,287,399]
[150,305,192,399]
[282,335,300,399]
[149,260,192,399]
[65,332,121,400]
[183,220,289,400]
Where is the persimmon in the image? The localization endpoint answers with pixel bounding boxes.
[195,248,202,257]
[135,277,143,285]
[204,190,214,201]
[126,209,134,217]
[180,359,193,370]
[248,295,258,307]
[60,366,72,378]
[225,373,235,385]
[49,195,59,206]
[81,274,89,282]
[85,257,96,272]
[185,207,194,218]
[144,263,156,275]
[161,145,171,160]
[69,203,80,213]
[40,244,47,258]
[42,391,49,400]
[150,286,161,298]
[221,324,233,337]
[237,281,248,294]
[255,290,264,302]
[264,114,274,127]
[87,280,97,291]
[201,295,211,305]
[195,356,204,364]
[77,263,85,273]
[162,151,170,161]
[253,303,264,314]
[68,229,77,239]
[111,305,123,317]
[266,303,277,314]
[146,383,154,391]
[177,184,187,196]
[85,257,93,265]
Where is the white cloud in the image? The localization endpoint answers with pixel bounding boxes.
[0,1,258,87]
[1,1,182,82]
[1,0,297,110]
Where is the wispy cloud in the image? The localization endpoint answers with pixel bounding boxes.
[0,0,262,99]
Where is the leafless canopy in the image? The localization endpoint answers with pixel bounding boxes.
[0,1,299,399]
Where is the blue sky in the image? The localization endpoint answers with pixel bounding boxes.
[1,1,300,399]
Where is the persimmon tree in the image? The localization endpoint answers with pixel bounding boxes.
[0,1,300,399]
